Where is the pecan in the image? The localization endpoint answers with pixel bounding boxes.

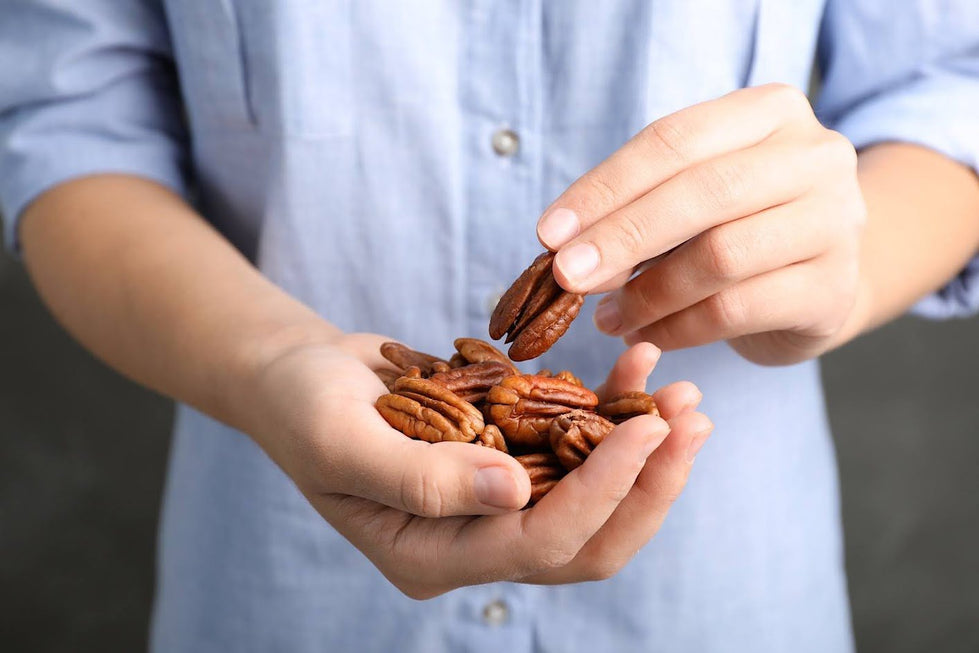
[489,251,584,361]
[376,377,484,443]
[514,452,566,506]
[448,352,468,368]
[428,360,513,404]
[549,410,616,471]
[380,342,451,376]
[474,424,508,453]
[537,369,583,386]
[485,374,598,448]
[598,391,660,424]
[453,338,520,374]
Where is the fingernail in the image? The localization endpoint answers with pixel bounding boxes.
[686,425,714,463]
[474,467,517,508]
[681,390,704,414]
[593,295,623,334]
[537,208,580,248]
[556,242,600,286]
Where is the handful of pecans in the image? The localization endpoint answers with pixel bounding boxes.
[374,252,659,507]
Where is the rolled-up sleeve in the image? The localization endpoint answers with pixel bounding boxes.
[815,1,979,319]
[0,0,188,253]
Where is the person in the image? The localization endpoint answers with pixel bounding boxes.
[2,1,978,651]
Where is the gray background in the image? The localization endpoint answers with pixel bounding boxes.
[1,245,977,652]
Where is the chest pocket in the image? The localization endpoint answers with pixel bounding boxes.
[164,0,255,131]
[165,1,353,137]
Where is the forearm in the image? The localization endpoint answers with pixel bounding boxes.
[842,143,979,341]
[19,175,340,432]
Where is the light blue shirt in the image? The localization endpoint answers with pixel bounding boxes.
[3,2,978,651]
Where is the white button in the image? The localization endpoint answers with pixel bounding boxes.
[491,128,520,157]
[482,599,509,626]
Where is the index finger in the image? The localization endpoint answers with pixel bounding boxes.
[536,83,811,250]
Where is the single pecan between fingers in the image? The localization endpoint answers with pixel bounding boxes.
[486,374,599,448]
[489,251,584,361]
[549,410,616,471]
[380,342,451,376]
[514,452,566,506]
[428,360,514,404]
[598,391,660,424]
[376,377,485,443]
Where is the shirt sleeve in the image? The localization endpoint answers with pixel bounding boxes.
[0,0,189,254]
[815,1,979,319]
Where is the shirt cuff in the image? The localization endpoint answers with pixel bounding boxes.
[823,72,979,319]
[1,79,188,255]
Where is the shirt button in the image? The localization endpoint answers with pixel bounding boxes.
[482,599,509,626]
[491,128,520,157]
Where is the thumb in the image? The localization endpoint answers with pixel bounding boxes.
[343,435,532,518]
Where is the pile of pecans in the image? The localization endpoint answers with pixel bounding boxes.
[374,252,659,507]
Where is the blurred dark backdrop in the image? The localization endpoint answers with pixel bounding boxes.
[1,242,977,652]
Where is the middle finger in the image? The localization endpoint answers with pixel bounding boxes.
[551,137,826,294]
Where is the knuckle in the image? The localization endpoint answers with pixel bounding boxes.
[701,228,745,282]
[764,82,812,118]
[532,544,578,571]
[814,129,858,171]
[400,466,446,518]
[584,555,626,582]
[607,480,635,504]
[610,211,650,256]
[694,160,748,211]
[643,116,688,162]
[621,277,659,325]
[707,288,747,330]
[581,171,620,211]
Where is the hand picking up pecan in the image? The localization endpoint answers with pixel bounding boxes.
[373,338,660,507]
[489,251,585,361]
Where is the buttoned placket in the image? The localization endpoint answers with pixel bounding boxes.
[457,0,544,648]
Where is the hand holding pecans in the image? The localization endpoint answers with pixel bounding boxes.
[375,337,659,506]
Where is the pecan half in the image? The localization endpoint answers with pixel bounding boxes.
[380,342,451,376]
[598,391,660,424]
[475,424,508,453]
[453,338,520,374]
[485,374,598,448]
[514,452,565,506]
[428,360,513,404]
[549,410,616,471]
[376,377,484,443]
[489,251,584,361]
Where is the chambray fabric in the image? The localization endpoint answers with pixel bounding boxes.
[2,2,978,651]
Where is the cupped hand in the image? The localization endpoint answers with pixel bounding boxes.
[537,83,867,365]
[249,333,711,598]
